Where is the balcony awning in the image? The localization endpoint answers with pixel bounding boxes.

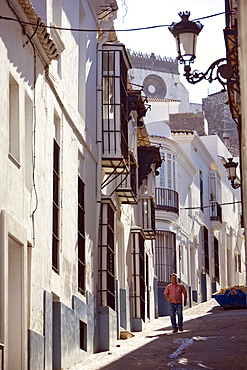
[224,27,240,120]
[138,146,161,187]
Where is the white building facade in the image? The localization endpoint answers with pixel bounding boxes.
[0,1,161,369]
[147,122,245,315]
[0,1,245,369]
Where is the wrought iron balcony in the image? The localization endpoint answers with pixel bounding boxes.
[116,163,137,204]
[155,188,179,214]
[210,202,222,223]
[102,46,129,173]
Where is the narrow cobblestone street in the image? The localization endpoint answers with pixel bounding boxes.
[69,299,247,370]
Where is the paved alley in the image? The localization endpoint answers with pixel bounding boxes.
[68,299,247,369]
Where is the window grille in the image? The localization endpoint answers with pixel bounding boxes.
[99,202,116,310]
[78,177,85,295]
[210,202,222,223]
[102,49,128,161]
[52,139,60,272]
[155,231,176,286]
[132,232,145,321]
[202,226,209,274]
[213,236,219,282]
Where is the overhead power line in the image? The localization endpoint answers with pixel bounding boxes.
[0,11,225,33]
[181,200,241,211]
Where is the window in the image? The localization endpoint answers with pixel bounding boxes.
[238,255,241,273]
[25,92,33,190]
[9,74,20,162]
[158,152,176,190]
[209,171,221,202]
[199,171,203,211]
[80,321,87,351]
[141,198,155,231]
[106,205,115,309]
[102,48,128,161]
[235,254,241,273]
[78,176,85,295]
[159,157,165,187]
[155,231,176,286]
[99,202,115,310]
[213,237,219,282]
[132,231,145,321]
[52,139,60,272]
[129,153,137,195]
[202,226,209,274]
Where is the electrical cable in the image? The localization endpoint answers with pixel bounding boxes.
[181,200,241,210]
[0,11,225,33]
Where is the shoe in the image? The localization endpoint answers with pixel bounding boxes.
[172,329,178,333]
[178,327,183,332]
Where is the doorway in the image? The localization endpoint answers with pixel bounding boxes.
[8,236,23,369]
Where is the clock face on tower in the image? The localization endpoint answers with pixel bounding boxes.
[143,74,167,98]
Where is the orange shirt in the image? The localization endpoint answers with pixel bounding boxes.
[164,283,187,304]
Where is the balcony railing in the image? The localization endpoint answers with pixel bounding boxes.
[155,188,179,214]
[116,168,137,204]
[210,202,222,223]
[140,198,156,239]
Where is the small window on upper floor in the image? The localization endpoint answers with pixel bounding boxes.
[25,92,33,191]
[9,74,20,163]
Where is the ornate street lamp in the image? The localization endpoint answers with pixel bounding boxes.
[223,158,241,189]
[169,12,239,88]
[169,11,203,66]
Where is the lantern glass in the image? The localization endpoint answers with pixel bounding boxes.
[228,165,237,179]
[224,158,238,180]
[177,33,197,62]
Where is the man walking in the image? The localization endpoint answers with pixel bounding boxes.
[164,273,187,333]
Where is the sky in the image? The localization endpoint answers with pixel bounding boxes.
[114,0,226,104]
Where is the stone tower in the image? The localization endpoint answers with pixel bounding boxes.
[202,91,239,156]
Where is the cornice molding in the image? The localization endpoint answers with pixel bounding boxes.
[11,0,61,64]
